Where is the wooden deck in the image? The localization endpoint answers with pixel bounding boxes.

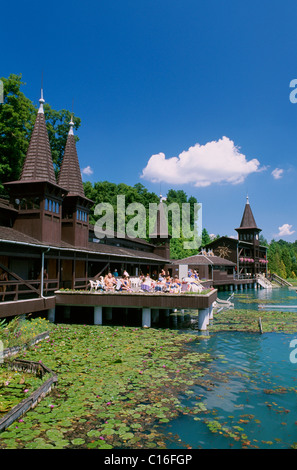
[55,289,217,310]
[0,296,56,318]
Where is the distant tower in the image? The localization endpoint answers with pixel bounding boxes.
[58,115,93,247]
[235,196,262,275]
[4,89,67,244]
[150,195,171,260]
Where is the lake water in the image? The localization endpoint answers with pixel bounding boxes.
[218,285,297,312]
[161,287,297,449]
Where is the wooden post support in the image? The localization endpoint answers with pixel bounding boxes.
[142,307,151,328]
[198,308,209,331]
[94,306,102,325]
[209,304,213,320]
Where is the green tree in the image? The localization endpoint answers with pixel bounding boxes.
[201,228,211,247]
[0,74,36,192]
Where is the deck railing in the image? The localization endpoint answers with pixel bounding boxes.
[0,279,59,302]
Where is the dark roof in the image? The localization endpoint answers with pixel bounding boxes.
[20,111,56,184]
[0,226,43,246]
[58,133,85,197]
[236,200,261,231]
[0,198,18,213]
[86,241,169,262]
[172,254,235,266]
[0,226,168,262]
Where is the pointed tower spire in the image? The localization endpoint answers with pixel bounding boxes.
[20,88,56,184]
[235,196,261,241]
[58,115,85,197]
[238,196,258,230]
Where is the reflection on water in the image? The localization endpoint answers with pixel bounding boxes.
[160,288,297,449]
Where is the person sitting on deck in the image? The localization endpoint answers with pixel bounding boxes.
[104,272,117,291]
[121,274,132,292]
[163,276,172,292]
[193,270,200,280]
[170,275,181,293]
[141,274,153,292]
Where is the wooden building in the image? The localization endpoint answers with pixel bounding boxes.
[205,196,268,279]
[168,252,236,288]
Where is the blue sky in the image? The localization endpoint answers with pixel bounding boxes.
[2,0,296,242]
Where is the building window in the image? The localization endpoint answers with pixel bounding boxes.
[34,197,40,209]
[45,199,48,211]
[56,202,59,214]
[49,200,52,211]
[20,198,27,210]
[52,201,55,213]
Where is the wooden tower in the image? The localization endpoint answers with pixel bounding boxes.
[58,116,93,248]
[4,90,67,244]
[235,196,262,275]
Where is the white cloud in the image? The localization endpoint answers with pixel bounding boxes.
[141,136,262,187]
[277,223,295,237]
[271,168,284,180]
[81,165,94,176]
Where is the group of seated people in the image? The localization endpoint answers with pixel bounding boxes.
[88,268,205,294]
